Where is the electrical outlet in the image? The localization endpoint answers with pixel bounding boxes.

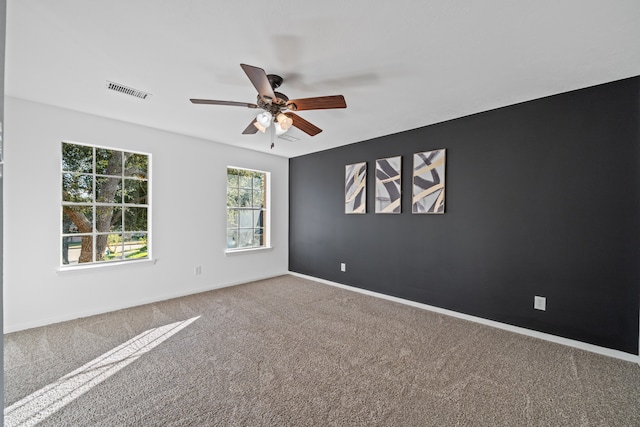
[340,263,346,272]
[195,266,202,275]
[534,296,546,311]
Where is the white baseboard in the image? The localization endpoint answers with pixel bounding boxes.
[289,272,640,365]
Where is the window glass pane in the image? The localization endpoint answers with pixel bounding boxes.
[123,178,148,205]
[238,229,254,248]
[227,229,238,249]
[124,207,147,231]
[253,189,264,207]
[96,149,123,175]
[95,206,122,232]
[227,187,239,207]
[254,228,264,246]
[62,143,93,173]
[227,169,238,188]
[239,172,252,188]
[63,235,93,264]
[62,236,86,265]
[252,173,263,189]
[254,210,264,227]
[227,209,238,228]
[62,206,93,233]
[238,209,253,228]
[123,233,148,260]
[239,188,252,207]
[124,153,148,178]
[96,176,122,203]
[97,233,123,262]
[62,173,93,203]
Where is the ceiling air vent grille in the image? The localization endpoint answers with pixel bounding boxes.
[278,134,300,142]
[106,81,152,100]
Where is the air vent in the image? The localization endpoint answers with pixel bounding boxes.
[278,134,300,142]
[106,81,152,100]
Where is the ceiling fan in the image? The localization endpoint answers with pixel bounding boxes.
[190,64,346,146]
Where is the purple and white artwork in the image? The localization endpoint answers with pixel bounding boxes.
[412,149,446,214]
[375,156,402,214]
[345,162,367,214]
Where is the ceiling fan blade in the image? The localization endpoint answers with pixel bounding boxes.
[286,95,346,111]
[242,119,259,134]
[190,99,258,108]
[285,112,322,136]
[240,64,276,102]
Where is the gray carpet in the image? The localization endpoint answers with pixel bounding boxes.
[4,275,640,426]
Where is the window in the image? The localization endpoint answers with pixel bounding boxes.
[226,167,268,250]
[61,142,150,266]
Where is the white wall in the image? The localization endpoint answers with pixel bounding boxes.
[3,97,289,332]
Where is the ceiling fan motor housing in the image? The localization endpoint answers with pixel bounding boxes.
[257,91,289,114]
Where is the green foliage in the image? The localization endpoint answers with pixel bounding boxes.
[227,168,265,208]
[62,142,92,173]
[126,245,148,259]
[96,148,122,175]
[62,173,93,202]
[125,207,148,231]
[102,235,148,260]
[125,153,148,178]
[122,178,148,205]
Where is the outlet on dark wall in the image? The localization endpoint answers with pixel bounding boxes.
[289,76,640,354]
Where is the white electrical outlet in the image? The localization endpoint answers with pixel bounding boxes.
[534,296,546,311]
[340,263,346,272]
[195,266,202,275]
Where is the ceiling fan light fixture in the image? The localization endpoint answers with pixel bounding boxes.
[274,121,288,135]
[253,121,267,133]
[255,111,272,129]
[276,113,293,131]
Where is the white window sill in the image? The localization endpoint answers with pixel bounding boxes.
[56,258,157,274]
[224,246,273,256]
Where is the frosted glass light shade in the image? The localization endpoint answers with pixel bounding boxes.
[253,121,267,133]
[276,113,293,131]
[274,121,288,135]
[256,111,272,127]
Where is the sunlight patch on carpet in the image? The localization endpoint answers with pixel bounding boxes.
[4,316,200,427]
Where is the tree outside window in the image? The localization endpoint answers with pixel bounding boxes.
[62,142,150,266]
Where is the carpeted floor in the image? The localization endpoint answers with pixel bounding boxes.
[4,275,640,426]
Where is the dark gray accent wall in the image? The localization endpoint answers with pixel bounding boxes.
[289,77,640,355]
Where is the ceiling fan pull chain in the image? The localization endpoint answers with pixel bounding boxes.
[270,119,275,149]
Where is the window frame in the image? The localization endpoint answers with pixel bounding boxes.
[225,166,271,253]
[60,141,151,268]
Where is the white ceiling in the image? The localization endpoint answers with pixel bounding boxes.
[6,1,640,158]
